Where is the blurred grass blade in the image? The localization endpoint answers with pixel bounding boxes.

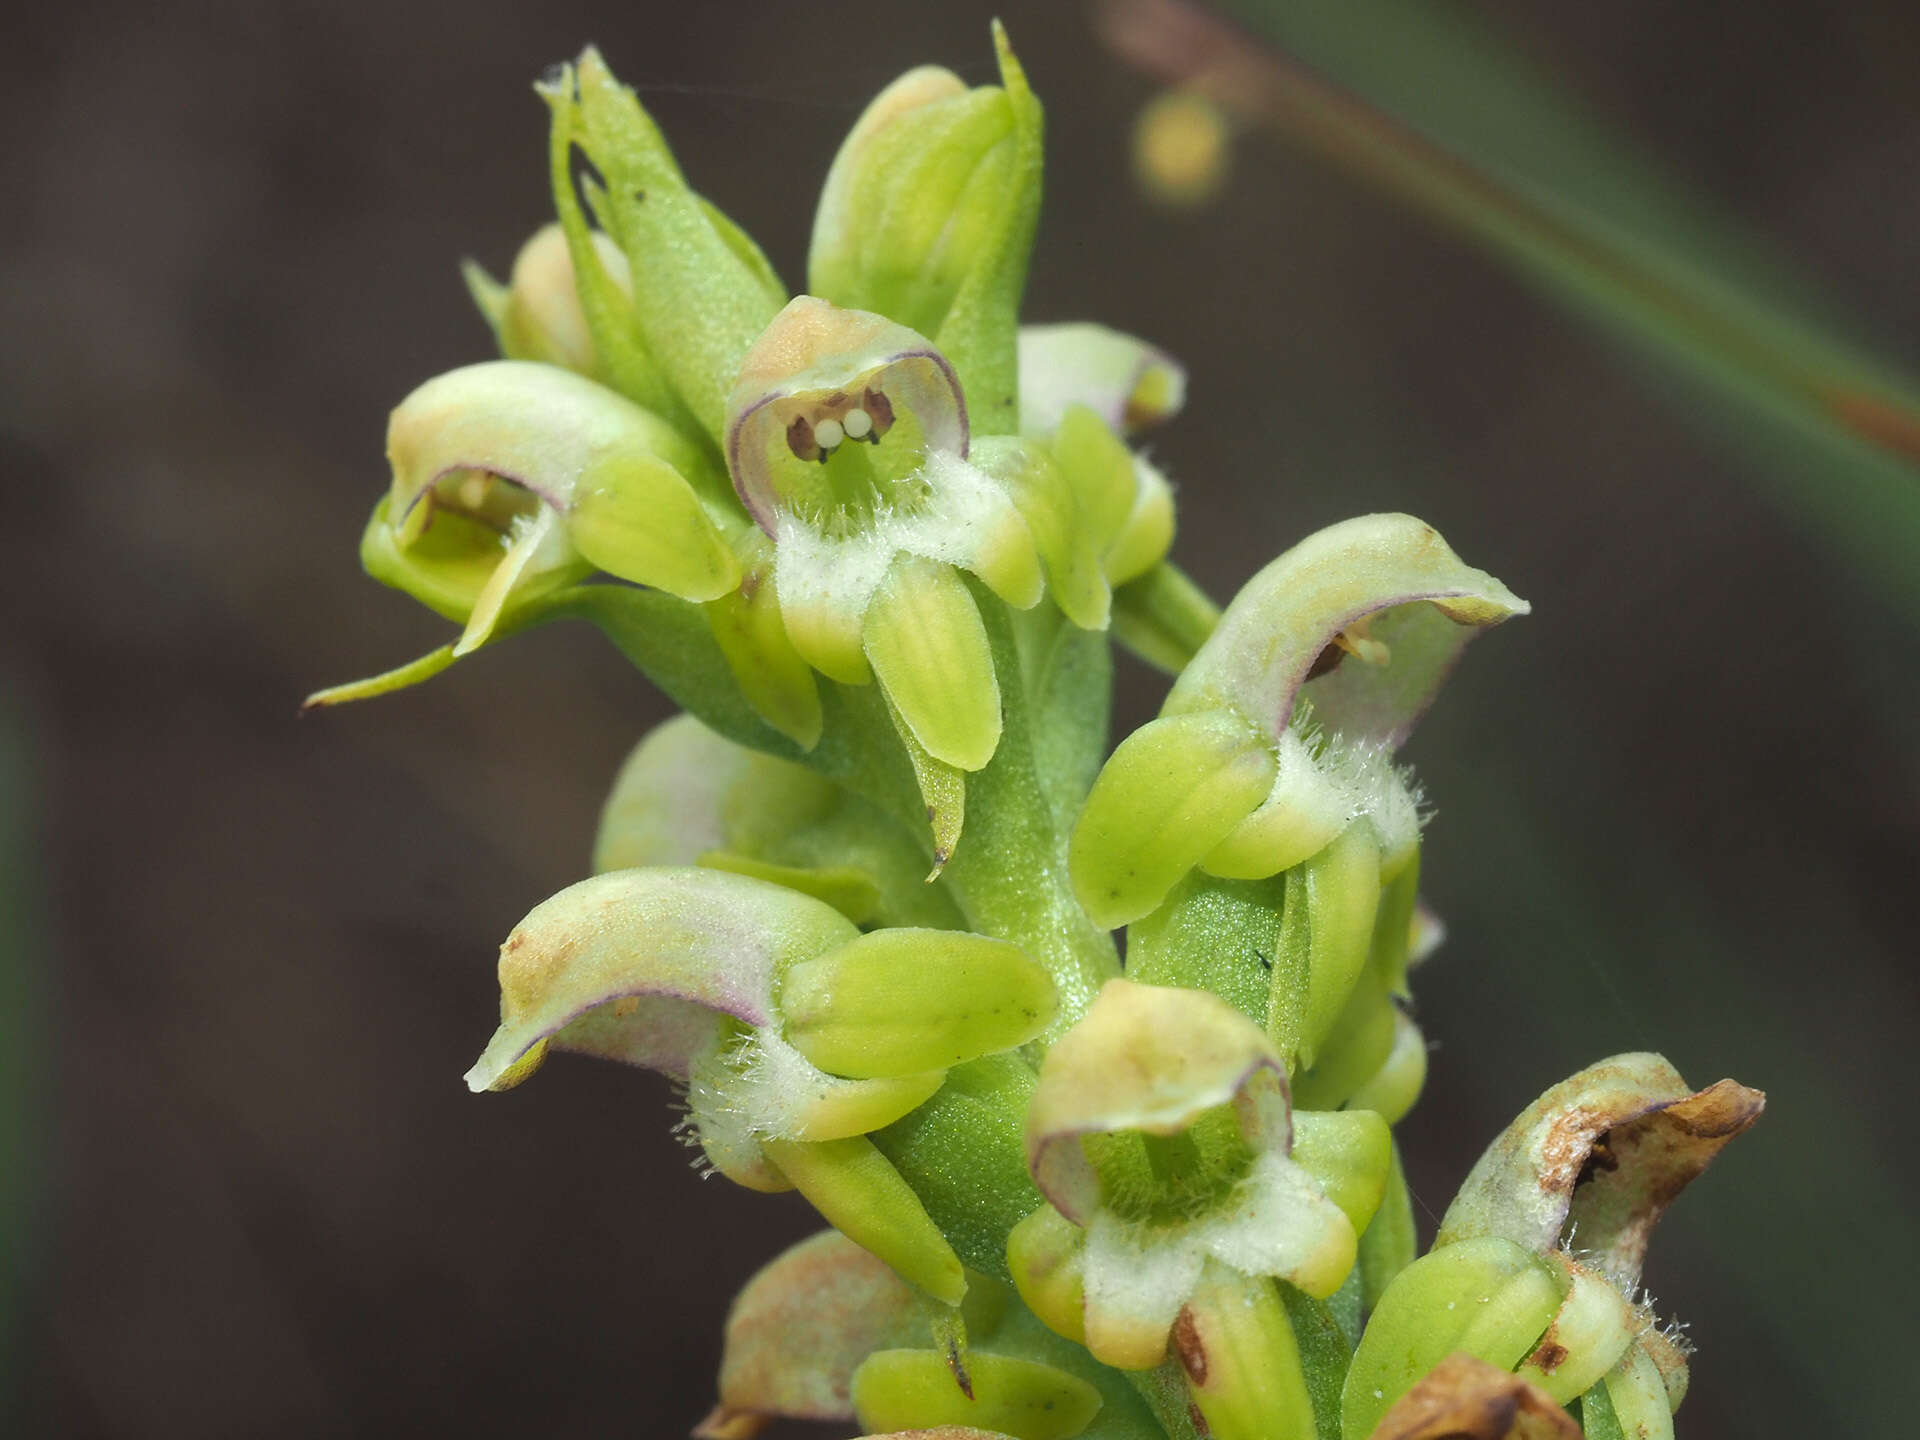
[0,675,45,1422]
[1099,0,1920,621]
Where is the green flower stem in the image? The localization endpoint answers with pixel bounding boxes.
[934,587,1121,1038]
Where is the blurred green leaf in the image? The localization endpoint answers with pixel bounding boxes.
[1101,0,1920,623]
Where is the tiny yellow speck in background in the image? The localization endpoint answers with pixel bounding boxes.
[1132,89,1233,208]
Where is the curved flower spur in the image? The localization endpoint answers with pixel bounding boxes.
[310,20,1766,1440]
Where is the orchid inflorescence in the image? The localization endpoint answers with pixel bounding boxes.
[314,25,1762,1440]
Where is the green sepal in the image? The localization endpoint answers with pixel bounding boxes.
[973,436,1111,630]
[1578,1378,1630,1440]
[1290,966,1398,1113]
[703,536,824,749]
[763,1134,968,1307]
[568,454,742,600]
[1069,710,1276,930]
[1598,1342,1676,1440]
[779,930,1056,1079]
[1346,1008,1428,1124]
[1289,1109,1393,1236]
[851,1348,1101,1440]
[549,47,785,443]
[1049,405,1136,550]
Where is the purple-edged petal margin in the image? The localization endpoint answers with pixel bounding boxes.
[463,867,856,1092]
[726,297,968,532]
[1165,512,1529,748]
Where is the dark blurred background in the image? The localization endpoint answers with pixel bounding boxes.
[3,2,1916,1436]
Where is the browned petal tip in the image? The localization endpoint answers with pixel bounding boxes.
[1367,1354,1581,1440]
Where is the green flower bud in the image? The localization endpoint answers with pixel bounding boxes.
[593,713,964,930]
[1341,1236,1567,1440]
[1017,324,1186,440]
[461,221,631,378]
[851,1349,1101,1440]
[376,360,740,656]
[779,929,1056,1079]
[810,24,1042,434]
[697,1229,924,1438]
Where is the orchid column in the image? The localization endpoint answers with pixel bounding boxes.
[315,24,1760,1440]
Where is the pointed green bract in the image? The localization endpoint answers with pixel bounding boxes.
[547,47,785,443]
[766,1135,969,1307]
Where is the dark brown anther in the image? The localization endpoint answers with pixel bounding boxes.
[863,387,895,438]
[785,415,821,462]
[1306,641,1346,680]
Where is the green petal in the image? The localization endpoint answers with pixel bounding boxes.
[865,556,1003,772]
[1070,710,1275,930]
[780,930,1055,1079]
